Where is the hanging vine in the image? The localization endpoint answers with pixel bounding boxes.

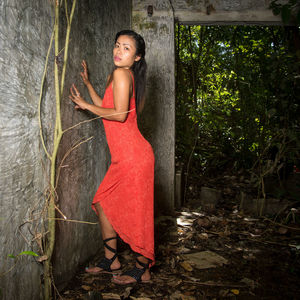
[39,1,77,299]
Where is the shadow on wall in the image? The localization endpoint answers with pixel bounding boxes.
[138,73,160,140]
[138,73,172,215]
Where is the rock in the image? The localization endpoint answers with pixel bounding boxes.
[200,187,222,210]
[239,191,291,216]
[182,250,228,269]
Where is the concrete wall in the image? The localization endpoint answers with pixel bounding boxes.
[133,0,176,214]
[53,0,131,290]
[0,1,131,299]
[132,0,283,215]
[171,0,283,24]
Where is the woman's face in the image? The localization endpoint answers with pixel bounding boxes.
[113,35,140,69]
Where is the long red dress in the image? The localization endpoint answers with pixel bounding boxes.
[92,73,155,264]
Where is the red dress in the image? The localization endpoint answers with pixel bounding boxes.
[92,74,155,264]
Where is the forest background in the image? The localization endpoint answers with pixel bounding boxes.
[175,24,300,211]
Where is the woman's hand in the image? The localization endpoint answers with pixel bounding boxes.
[80,60,90,86]
[69,84,89,110]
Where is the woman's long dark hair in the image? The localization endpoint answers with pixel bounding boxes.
[114,30,147,113]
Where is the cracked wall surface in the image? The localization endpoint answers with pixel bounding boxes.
[0,1,130,299]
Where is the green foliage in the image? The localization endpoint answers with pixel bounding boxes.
[0,250,39,281]
[8,251,39,259]
[176,25,300,197]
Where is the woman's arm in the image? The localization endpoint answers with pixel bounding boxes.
[81,60,103,107]
[69,68,132,122]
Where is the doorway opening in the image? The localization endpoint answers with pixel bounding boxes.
[175,24,300,209]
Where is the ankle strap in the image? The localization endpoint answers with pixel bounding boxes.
[136,257,149,270]
[103,236,118,243]
[103,236,118,254]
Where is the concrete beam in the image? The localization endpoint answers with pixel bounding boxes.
[175,9,283,25]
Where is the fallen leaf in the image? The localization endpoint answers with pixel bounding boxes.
[231,289,239,295]
[198,233,208,239]
[178,247,192,254]
[196,217,211,228]
[102,293,120,299]
[82,277,95,285]
[81,285,92,291]
[180,261,193,272]
[170,291,183,300]
[168,278,183,287]
[122,287,132,298]
[219,289,229,297]
[130,297,152,300]
[169,241,180,246]
[186,231,194,239]
[181,296,196,300]
[278,227,288,235]
[170,257,176,269]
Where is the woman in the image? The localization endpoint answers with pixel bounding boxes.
[69,30,154,285]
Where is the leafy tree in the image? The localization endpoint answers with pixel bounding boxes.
[176,24,300,201]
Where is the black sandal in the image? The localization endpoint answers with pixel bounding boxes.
[112,257,150,284]
[85,237,121,274]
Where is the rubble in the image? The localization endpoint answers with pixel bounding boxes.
[62,203,300,299]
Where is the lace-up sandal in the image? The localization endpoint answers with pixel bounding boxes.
[85,237,121,274]
[112,257,150,285]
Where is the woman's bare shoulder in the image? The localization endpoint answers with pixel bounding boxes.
[113,68,132,84]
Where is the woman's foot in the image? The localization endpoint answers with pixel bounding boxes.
[85,237,121,274]
[112,257,151,284]
[85,257,121,274]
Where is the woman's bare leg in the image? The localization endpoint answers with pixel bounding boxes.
[86,203,121,272]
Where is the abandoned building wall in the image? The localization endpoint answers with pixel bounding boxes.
[132,0,176,214]
[53,0,132,290]
[132,0,282,214]
[0,1,131,299]
[133,1,282,24]
[170,0,282,24]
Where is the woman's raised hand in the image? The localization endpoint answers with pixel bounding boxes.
[80,60,90,86]
[69,84,88,110]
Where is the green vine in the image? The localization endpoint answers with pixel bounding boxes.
[39,1,77,299]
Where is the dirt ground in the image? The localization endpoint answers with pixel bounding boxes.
[61,194,300,300]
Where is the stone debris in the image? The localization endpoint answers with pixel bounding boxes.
[182,250,228,269]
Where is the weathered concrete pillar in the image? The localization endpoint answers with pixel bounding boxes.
[132,0,176,214]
